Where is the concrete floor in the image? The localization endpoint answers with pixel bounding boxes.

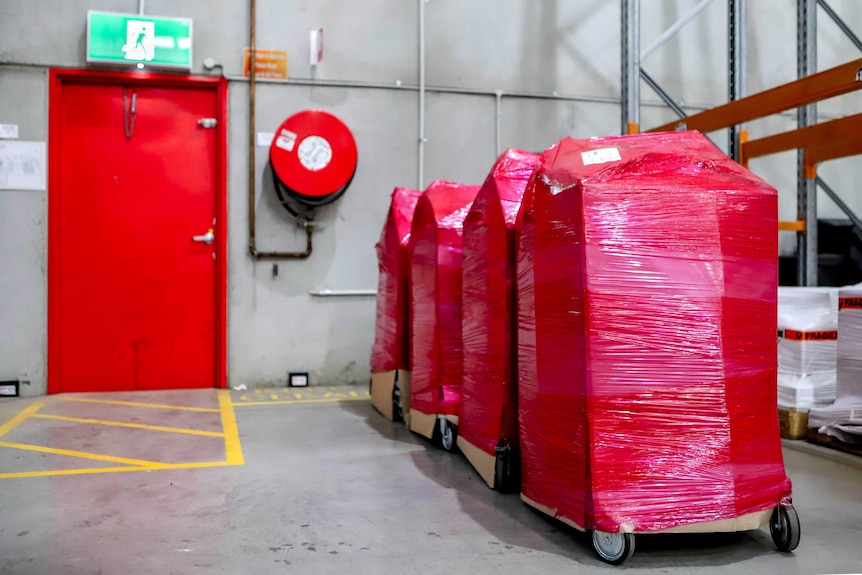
[1,387,861,575]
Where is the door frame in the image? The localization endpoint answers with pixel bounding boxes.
[47,69,229,393]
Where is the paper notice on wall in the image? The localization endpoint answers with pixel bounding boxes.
[0,140,46,191]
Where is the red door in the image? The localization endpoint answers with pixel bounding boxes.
[49,71,227,393]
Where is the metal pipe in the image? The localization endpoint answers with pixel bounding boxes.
[309,289,377,297]
[494,90,503,156]
[640,0,715,60]
[138,0,145,15]
[817,177,862,231]
[246,0,313,260]
[117,72,837,119]
[817,0,862,53]
[248,0,258,256]
[253,224,314,260]
[418,0,427,190]
[224,73,749,113]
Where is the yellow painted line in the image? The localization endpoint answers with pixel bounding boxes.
[31,414,225,437]
[0,441,159,466]
[0,403,43,440]
[59,397,220,413]
[217,390,244,465]
[0,466,156,479]
[0,460,239,480]
[234,397,370,407]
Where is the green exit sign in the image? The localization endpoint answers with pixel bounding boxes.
[87,11,193,70]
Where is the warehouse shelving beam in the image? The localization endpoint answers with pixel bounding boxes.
[647,56,862,286]
[797,0,817,286]
[622,0,715,134]
[728,0,746,161]
[621,0,640,134]
[647,59,862,134]
[818,0,862,52]
[626,1,861,286]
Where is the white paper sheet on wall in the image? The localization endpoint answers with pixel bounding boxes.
[0,140,46,191]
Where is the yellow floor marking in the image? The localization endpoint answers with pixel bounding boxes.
[234,397,370,407]
[217,390,244,465]
[31,414,225,437]
[0,441,159,466]
[0,460,240,480]
[270,394,279,400]
[59,397,220,413]
[0,466,156,479]
[0,403,43,440]
[0,391,246,480]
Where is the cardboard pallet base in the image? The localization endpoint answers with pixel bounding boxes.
[409,408,438,440]
[409,409,459,440]
[807,428,862,457]
[520,494,772,534]
[370,370,410,422]
[778,408,809,440]
[457,435,496,488]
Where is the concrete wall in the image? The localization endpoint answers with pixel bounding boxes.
[1,1,860,395]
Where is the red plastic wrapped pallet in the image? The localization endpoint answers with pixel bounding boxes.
[459,149,541,487]
[517,132,792,535]
[409,180,480,439]
[370,187,422,373]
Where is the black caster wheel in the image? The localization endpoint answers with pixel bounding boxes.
[439,418,458,453]
[392,381,403,423]
[493,443,519,493]
[770,505,801,552]
[592,531,635,565]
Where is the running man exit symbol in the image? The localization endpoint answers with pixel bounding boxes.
[123,21,155,62]
[88,12,193,69]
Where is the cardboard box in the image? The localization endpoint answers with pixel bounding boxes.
[370,369,410,422]
[409,408,437,440]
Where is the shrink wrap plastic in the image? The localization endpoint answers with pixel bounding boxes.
[410,180,480,417]
[460,149,541,462]
[809,288,862,440]
[777,287,839,409]
[517,132,791,534]
[370,187,422,373]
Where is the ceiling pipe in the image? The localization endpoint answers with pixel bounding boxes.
[247,0,313,260]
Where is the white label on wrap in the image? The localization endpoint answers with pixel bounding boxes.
[275,129,298,152]
[297,135,332,172]
[581,147,621,166]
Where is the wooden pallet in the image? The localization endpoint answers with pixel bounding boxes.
[807,428,862,457]
[778,408,808,440]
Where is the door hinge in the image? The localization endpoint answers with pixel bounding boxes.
[198,118,218,129]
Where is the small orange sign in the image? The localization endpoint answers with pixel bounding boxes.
[243,49,288,80]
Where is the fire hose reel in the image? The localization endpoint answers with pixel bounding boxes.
[269,110,358,215]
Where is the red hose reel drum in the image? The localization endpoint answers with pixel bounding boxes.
[269,110,358,205]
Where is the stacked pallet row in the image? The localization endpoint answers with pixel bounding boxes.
[370,132,800,564]
[777,286,862,451]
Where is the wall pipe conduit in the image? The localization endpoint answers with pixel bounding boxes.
[418,0,427,190]
[246,0,313,260]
